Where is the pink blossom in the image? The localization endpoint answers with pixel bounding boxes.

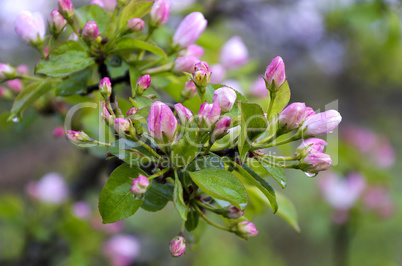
[220,36,249,70]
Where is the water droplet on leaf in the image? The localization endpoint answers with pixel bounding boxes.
[12,117,20,123]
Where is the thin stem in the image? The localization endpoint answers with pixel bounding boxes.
[258,153,299,161]
[135,139,162,160]
[148,167,169,180]
[266,91,276,116]
[194,201,225,215]
[142,63,173,75]
[137,28,155,60]
[194,205,233,232]
[16,75,42,82]
[92,140,112,147]
[258,156,299,169]
[251,134,300,150]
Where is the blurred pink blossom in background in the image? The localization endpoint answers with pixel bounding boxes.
[103,235,140,266]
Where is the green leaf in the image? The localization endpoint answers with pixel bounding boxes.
[8,78,54,121]
[35,41,95,77]
[75,4,110,33]
[238,102,268,162]
[141,180,174,212]
[185,153,225,172]
[108,139,158,165]
[188,168,248,210]
[174,172,188,221]
[256,158,287,188]
[267,80,291,120]
[234,163,278,213]
[250,187,300,233]
[114,37,167,58]
[185,208,199,232]
[119,1,154,29]
[171,126,201,167]
[99,164,145,223]
[56,67,92,96]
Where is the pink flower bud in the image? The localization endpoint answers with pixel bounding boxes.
[181,81,197,99]
[174,103,193,125]
[90,0,104,8]
[299,152,332,174]
[178,44,204,59]
[174,56,200,73]
[136,75,151,95]
[52,126,65,138]
[213,87,237,113]
[29,173,69,204]
[209,64,227,84]
[102,0,118,11]
[279,102,313,132]
[169,236,186,257]
[104,235,140,266]
[224,205,245,219]
[14,11,46,43]
[305,107,315,118]
[82,21,100,41]
[6,79,23,92]
[363,186,394,217]
[58,0,74,19]
[130,175,149,195]
[198,102,221,128]
[301,110,342,137]
[193,61,211,87]
[67,130,91,142]
[127,17,144,32]
[16,64,29,76]
[114,118,131,135]
[297,138,328,155]
[0,64,14,81]
[173,12,207,48]
[212,116,231,141]
[50,9,67,35]
[236,221,258,239]
[220,36,249,70]
[318,172,366,210]
[250,77,269,97]
[99,77,112,98]
[127,107,138,119]
[101,101,114,125]
[150,0,170,26]
[264,56,286,90]
[148,101,178,143]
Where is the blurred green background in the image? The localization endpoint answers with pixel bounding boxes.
[0,0,401,265]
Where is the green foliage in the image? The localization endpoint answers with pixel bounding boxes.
[114,37,167,58]
[234,163,278,213]
[35,41,95,77]
[141,180,174,212]
[238,102,268,162]
[188,168,248,211]
[56,67,93,96]
[253,158,287,188]
[118,1,154,29]
[75,4,110,33]
[267,80,290,120]
[173,172,188,221]
[8,78,56,121]
[171,126,201,167]
[98,164,145,223]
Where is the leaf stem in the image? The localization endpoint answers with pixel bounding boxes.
[148,167,169,180]
[194,205,233,232]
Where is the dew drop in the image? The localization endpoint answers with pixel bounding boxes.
[12,117,20,123]
[304,172,317,178]
[328,131,333,133]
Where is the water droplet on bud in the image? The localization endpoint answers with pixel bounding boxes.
[304,172,317,178]
[12,117,20,123]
